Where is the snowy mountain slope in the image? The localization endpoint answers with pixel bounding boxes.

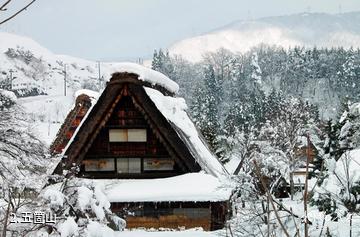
[0,32,142,145]
[169,12,360,62]
[0,31,190,145]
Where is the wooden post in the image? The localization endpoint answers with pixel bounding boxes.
[304,134,310,237]
[350,214,353,237]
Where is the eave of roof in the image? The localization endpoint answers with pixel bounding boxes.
[83,173,233,202]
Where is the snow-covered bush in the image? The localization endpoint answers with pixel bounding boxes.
[339,102,360,152]
[312,101,360,216]
[0,89,16,109]
[37,178,125,237]
[313,149,360,218]
[5,47,37,65]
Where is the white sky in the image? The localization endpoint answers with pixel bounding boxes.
[1,0,360,61]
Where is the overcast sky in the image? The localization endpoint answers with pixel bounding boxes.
[1,0,360,61]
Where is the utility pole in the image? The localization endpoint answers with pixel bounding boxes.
[137,58,143,65]
[9,69,13,91]
[97,61,101,91]
[63,64,67,96]
[46,99,52,136]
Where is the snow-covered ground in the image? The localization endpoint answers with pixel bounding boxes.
[18,94,73,144]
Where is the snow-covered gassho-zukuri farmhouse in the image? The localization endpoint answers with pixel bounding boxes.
[50,63,232,231]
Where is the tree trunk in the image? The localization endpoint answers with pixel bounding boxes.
[290,172,294,200]
[2,194,11,237]
[253,160,291,237]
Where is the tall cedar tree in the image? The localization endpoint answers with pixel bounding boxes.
[191,65,221,151]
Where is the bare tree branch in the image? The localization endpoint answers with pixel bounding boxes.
[0,0,12,11]
[0,0,37,26]
[253,160,291,237]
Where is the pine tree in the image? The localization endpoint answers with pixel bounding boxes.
[151,49,159,71]
[151,49,175,78]
[163,50,174,77]
[250,52,262,85]
[190,85,207,127]
[202,65,221,150]
[264,89,282,121]
[190,65,221,151]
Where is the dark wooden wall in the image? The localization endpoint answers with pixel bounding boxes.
[111,201,228,231]
[80,95,185,178]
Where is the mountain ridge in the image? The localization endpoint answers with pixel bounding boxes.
[169,11,360,62]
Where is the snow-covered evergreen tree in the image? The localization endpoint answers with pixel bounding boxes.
[250,52,262,85]
[191,65,221,151]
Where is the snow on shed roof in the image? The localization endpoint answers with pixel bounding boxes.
[144,87,228,177]
[58,89,99,157]
[74,89,100,100]
[93,173,232,202]
[105,62,179,94]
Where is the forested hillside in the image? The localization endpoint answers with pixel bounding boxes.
[152,46,360,236]
[153,46,360,121]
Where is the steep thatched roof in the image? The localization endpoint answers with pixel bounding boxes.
[54,64,228,177]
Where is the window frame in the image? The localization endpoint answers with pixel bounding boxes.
[83,158,115,172]
[116,158,142,174]
[109,129,147,142]
[143,158,175,171]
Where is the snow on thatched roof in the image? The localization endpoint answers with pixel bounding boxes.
[105,62,179,94]
[74,89,99,101]
[145,87,228,177]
